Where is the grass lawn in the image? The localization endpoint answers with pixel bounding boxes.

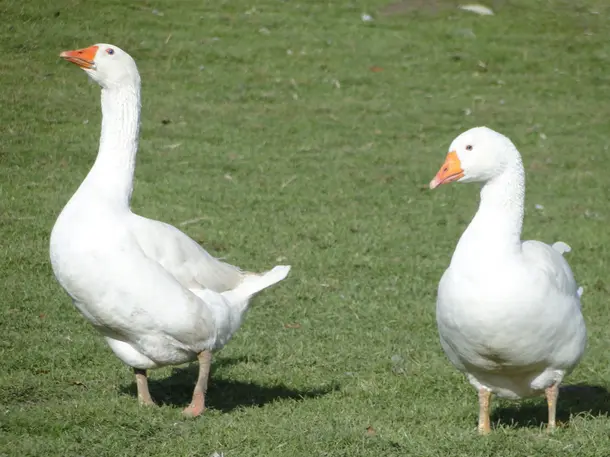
[1,0,610,455]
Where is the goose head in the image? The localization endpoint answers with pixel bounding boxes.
[60,43,139,89]
[429,126,518,189]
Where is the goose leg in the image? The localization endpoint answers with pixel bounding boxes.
[182,350,212,417]
[478,388,492,435]
[134,368,155,406]
[545,383,559,431]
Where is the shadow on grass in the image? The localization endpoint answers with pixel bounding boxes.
[120,356,339,412]
[492,384,610,429]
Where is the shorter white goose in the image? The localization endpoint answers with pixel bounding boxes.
[429,127,586,433]
[51,44,291,417]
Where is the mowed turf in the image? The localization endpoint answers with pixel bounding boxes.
[1,0,610,455]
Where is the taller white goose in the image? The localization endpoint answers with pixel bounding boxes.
[429,127,586,433]
[50,43,291,417]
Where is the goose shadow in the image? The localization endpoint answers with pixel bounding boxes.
[492,384,610,428]
[120,356,339,412]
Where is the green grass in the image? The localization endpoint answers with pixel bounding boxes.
[2,0,610,455]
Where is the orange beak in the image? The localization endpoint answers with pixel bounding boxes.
[59,45,99,70]
[429,151,464,189]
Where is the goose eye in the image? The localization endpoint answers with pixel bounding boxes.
[466,145,473,151]
[106,48,115,55]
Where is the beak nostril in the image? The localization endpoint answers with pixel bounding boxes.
[443,166,448,172]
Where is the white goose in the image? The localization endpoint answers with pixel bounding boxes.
[429,127,586,433]
[50,43,291,417]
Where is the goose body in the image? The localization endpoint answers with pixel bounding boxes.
[429,127,586,432]
[51,43,290,415]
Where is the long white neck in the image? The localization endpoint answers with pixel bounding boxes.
[452,152,525,265]
[80,83,141,207]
